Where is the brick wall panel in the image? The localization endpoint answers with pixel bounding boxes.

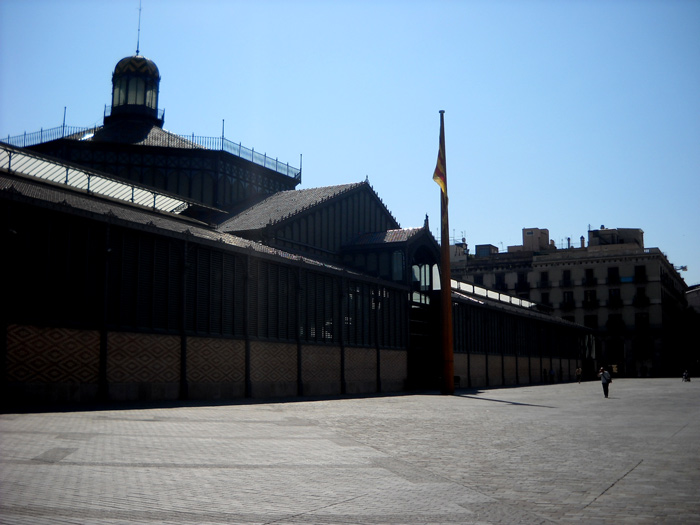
[7,325,99,383]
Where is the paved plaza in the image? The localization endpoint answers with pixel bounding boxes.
[1,378,699,524]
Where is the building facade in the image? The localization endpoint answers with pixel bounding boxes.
[1,54,589,407]
[452,227,689,377]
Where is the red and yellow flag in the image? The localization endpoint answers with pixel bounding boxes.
[432,111,447,196]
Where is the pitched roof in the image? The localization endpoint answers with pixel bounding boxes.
[67,122,201,149]
[346,228,425,246]
[0,170,355,274]
[218,182,363,233]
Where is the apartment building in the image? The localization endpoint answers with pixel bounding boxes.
[451,227,689,377]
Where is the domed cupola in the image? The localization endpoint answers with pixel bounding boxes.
[105,55,163,127]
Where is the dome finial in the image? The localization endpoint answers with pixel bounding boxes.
[136,0,142,55]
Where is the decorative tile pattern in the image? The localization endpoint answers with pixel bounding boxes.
[6,325,99,383]
[107,332,179,383]
[380,349,407,381]
[470,354,487,387]
[504,356,517,384]
[344,347,376,382]
[488,356,503,386]
[187,337,245,383]
[301,346,340,382]
[518,357,531,384]
[250,342,297,383]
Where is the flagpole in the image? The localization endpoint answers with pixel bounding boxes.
[435,110,454,394]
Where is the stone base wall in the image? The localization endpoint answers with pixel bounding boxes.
[345,347,377,394]
[470,354,487,388]
[187,337,245,400]
[302,346,341,397]
[250,341,298,398]
[5,324,100,404]
[454,353,469,388]
[380,349,407,392]
[519,356,531,384]
[107,332,180,401]
[531,358,545,383]
[503,356,517,385]
[488,355,503,387]
[2,323,575,405]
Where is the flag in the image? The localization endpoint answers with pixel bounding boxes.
[432,111,447,196]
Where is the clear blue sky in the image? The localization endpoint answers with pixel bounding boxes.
[1,0,699,286]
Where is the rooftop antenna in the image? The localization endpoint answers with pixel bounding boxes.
[136,0,142,55]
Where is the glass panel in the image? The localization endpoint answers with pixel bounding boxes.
[113,77,126,106]
[128,78,138,104]
[145,85,157,109]
[135,78,145,105]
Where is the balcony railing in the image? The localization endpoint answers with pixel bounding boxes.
[560,300,576,311]
[633,295,651,307]
[515,282,530,292]
[2,124,301,181]
[583,299,599,309]
[607,297,624,309]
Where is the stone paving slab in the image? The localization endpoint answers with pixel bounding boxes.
[1,378,699,524]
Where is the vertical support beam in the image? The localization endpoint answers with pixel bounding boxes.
[244,252,252,398]
[501,317,506,386]
[515,320,520,386]
[98,223,111,402]
[179,238,189,400]
[339,276,347,395]
[296,267,303,397]
[375,284,382,394]
[484,312,490,387]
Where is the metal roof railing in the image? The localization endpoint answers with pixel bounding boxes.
[2,125,301,181]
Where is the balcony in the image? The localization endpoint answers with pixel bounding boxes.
[607,297,624,309]
[560,300,576,311]
[515,282,531,293]
[606,318,626,333]
[582,277,598,286]
[560,279,574,288]
[583,299,599,309]
[633,295,651,308]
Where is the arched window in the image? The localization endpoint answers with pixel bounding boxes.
[112,77,127,106]
[127,78,146,105]
[145,82,157,109]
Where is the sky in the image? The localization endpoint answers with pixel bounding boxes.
[1,0,699,286]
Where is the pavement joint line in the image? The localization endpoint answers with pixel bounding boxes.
[581,458,644,510]
[261,493,370,525]
[1,378,698,524]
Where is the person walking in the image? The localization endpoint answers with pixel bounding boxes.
[598,366,612,398]
[575,367,582,384]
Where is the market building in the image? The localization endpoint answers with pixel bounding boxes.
[1,54,589,407]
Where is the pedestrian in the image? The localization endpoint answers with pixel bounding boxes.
[682,370,690,382]
[575,367,582,384]
[598,366,612,398]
